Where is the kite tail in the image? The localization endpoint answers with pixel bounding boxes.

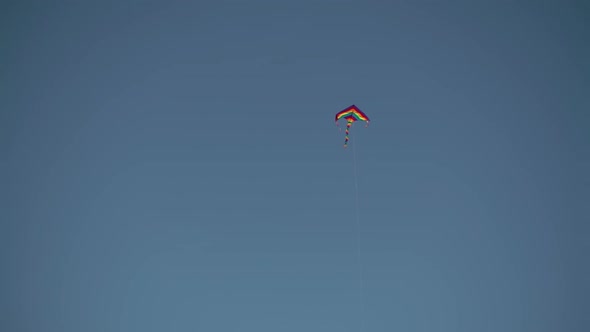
[344,120,353,148]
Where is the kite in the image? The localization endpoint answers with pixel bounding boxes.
[335,104,370,148]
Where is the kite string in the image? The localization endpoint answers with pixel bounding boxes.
[352,135,365,332]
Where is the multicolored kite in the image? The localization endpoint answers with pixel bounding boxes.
[335,105,370,147]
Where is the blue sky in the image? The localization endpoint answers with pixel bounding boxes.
[2,1,589,331]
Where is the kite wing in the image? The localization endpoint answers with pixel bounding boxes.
[335,105,370,148]
[335,104,370,123]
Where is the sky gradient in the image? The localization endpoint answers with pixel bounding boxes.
[2,1,589,331]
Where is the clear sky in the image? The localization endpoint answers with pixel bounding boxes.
[2,1,588,331]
